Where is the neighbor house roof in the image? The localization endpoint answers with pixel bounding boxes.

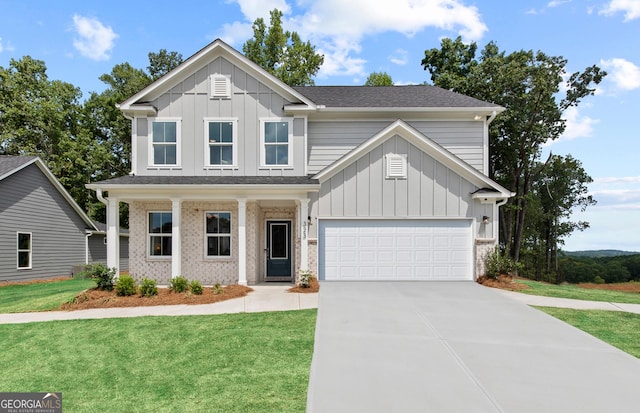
[294,85,503,110]
[0,155,97,230]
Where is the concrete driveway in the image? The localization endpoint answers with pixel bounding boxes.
[307,282,640,413]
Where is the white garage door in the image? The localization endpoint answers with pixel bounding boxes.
[319,219,473,281]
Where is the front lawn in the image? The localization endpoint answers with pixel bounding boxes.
[514,279,640,304]
[538,307,640,358]
[0,278,95,313]
[0,310,317,412]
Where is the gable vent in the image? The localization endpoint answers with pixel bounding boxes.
[210,74,231,98]
[385,154,407,179]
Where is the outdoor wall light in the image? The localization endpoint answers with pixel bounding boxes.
[482,216,490,224]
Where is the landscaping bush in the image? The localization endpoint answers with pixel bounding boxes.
[593,275,606,284]
[299,270,313,288]
[115,275,137,296]
[190,280,203,295]
[82,263,116,291]
[484,247,518,279]
[170,276,189,293]
[213,283,224,295]
[139,278,158,297]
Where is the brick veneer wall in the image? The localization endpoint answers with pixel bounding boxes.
[475,239,497,279]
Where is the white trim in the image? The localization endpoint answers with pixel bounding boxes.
[259,118,294,168]
[16,232,32,270]
[147,211,172,259]
[203,118,238,168]
[171,200,182,278]
[204,211,233,258]
[148,118,182,168]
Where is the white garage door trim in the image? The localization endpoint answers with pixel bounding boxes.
[318,219,473,281]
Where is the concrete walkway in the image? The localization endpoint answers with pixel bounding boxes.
[0,284,318,324]
[1,284,639,325]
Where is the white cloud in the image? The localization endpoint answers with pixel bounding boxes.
[600,0,640,20]
[224,0,487,77]
[0,37,15,53]
[390,49,409,66]
[600,58,640,91]
[595,176,640,184]
[218,21,254,46]
[557,106,598,141]
[548,0,571,7]
[71,15,118,61]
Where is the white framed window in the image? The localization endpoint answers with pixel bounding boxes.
[385,154,407,179]
[260,118,293,167]
[204,118,237,167]
[210,74,231,98]
[148,212,172,257]
[17,232,32,269]
[149,118,181,167]
[205,212,232,257]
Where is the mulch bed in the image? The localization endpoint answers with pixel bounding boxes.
[476,274,529,291]
[576,282,640,293]
[287,277,320,293]
[60,284,253,311]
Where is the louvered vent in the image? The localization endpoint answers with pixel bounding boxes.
[210,74,231,98]
[385,154,407,179]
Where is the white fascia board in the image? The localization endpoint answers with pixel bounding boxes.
[314,106,505,114]
[119,39,316,111]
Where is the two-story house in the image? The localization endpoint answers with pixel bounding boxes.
[87,39,512,286]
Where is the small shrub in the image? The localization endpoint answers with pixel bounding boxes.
[115,275,137,296]
[299,269,313,288]
[190,280,203,295]
[83,263,116,291]
[484,247,518,279]
[139,278,158,297]
[170,275,189,293]
[213,283,224,295]
[593,275,606,284]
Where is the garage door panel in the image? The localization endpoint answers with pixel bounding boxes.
[319,219,472,281]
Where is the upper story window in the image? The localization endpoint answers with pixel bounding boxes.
[261,119,293,167]
[150,119,181,167]
[205,119,237,167]
[17,232,32,269]
[149,212,172,257]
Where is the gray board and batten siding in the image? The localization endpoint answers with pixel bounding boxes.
[0,162,88,282]
[134,56,305,177]
[307,120,486,175]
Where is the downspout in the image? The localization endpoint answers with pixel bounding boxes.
[96,188,108,206]
[486,110,497,125]
[85,232,92,265]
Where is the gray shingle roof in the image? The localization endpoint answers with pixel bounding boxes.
[293,85,501,109]
[92,175,319,186]
[0,155,38,178]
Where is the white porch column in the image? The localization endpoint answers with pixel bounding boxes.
[106,196,120,275]
[299,198,310,272]
[171,199,182,278]
[237,198,247,286]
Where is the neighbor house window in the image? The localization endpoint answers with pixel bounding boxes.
[17,232,32,269]
[149,212,172,257]
[150,119,181,166]
[261,119,292,166]
[205,119,237,166]
[206,212,231,257]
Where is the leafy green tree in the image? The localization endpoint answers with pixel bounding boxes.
[147,49,183,81]
[0,56,104,211]
[243,9,324,86]
[364,71,394,86]
[422,37,605,265]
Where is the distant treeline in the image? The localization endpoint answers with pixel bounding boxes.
[558,254,640,283]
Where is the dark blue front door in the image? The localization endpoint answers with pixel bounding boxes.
[266,221,292,278]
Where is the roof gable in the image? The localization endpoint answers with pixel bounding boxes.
[313,120,511,197]
[118,39,316,114]
[0,156,97,230]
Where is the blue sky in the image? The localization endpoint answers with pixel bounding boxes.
[1,0,639,252]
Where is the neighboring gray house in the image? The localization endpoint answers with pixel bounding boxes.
[87,39,512,285]
[87,222,129,272]
[0,156,127,282]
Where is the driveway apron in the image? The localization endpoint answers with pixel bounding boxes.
[307,282,640,413]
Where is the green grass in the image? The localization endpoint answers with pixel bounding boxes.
[0,310,317,412]
[0,278,96,313]
[515,279,640,304]
[538,307,640,358]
